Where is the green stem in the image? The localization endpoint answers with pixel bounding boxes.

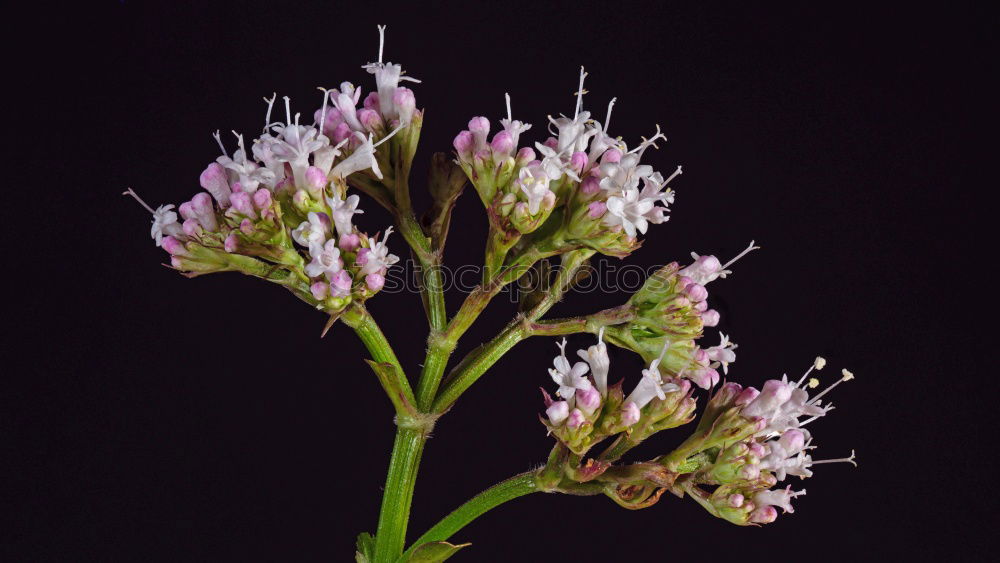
[400,472,539,560]
[374,428,427,562]
[342,305,416,408]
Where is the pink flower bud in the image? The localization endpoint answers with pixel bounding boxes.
[587,201,607,218]
[685,283,708,302]
[743,380,792,418]
[305,167,327,193]
[735,386,760,406]
[230,191,256,218]
[239,218,254,235]
[570,151,588,172]
[170,256,184,269]
[702,309,720,327]
[694,300,709,312]
[453,130,473,159]
[178,201,196,221]
[161,236,187,255]
[515,147,536,165]
[580,176,601,195]
[182,219,202,237]
[192,192,214,214]
[728,494,745,508]
[252,188,272,211]
[676,276,694,290]
[310,281,329,300]
[366,272,385,291]
[199,162,232,207]
[576,387,602,416]
[546,401,569,425]
[749,506,778,524]
[332,122,352,144]
[747,441,766,457]
[621,402,641,426]
[690,367,720,389]
[467,116,490,151]
[231,181,244,193]
[490,130,515,157]
[392,87,416,123]
[224,233,238,253]
[363,91,380,110]
[601,148,622,164]
[739,464,761,480]
[339,233,360,251]
[330,270,353,297]
[567,408,586,429]
[358,108,383,132]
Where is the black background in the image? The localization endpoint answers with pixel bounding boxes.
[6,1,994,561]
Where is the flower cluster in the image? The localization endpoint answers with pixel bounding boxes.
[538,290,856,525]
[676,359,857,524]
[125,27,415,316]
[542,330,697,454]
[602,242,757,389]
[452,68,681,259]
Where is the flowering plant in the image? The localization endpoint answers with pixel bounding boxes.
[126,27,856,562]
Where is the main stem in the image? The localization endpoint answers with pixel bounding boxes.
[400,473,539,560]
[373,428,427,562]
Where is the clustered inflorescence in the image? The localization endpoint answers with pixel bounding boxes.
[127,26,856,562]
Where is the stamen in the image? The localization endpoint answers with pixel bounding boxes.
[283,96,292,126]
[263,93,277,132]
[597,325,605,344]
[807,378,819,388]
[664,165,683,185]
[377,25,386,64]
[505,92,512,121]
[628,124,667,155]
[294,112,300,128]
[372,125,403,147]
[212,130,227,156]
[317,87,331,133]
[122,187,155,214]
[604,97,617,133]
[574,66,588,120]
[807,369,854,405]
[810,450,857,467]
[814,356,827,370]
[231,131,245,156]
[721,240,760,271]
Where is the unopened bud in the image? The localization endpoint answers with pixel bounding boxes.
[546,401,570,425]
[515,147,536,165]
[567,408,586,429]
[576,386,602,416]
[310,281,329,300]
[330,270,353,297]
[366,272,385,291]
[161,236,187,256]
[621,401,641,426]
[702,309,721,327]
[339,233,360,251]
[490,130,515,157]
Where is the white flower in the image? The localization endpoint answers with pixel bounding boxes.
[358,227,400,276]
[603,188,655,238]
[292,212,330,248]
[151,204,182,246]
[679,241,759,285]
[625,350,680,410]
[270,121,329,188]
[577,327,610,396]
[215,131,274,194]
[330,83,364,131]
[305,239,343,281]
[500,93,532,148]
[753,486,806,514]
[598,153,654,195]
[515,164,553,215]
[548,338,592,404]
[330,128,400,181]
[704,332,738,374]
[363,25,421,122]
[326,193,365,237]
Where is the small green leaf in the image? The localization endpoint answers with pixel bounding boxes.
[355,532,375,563]
[406,540,471,562]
